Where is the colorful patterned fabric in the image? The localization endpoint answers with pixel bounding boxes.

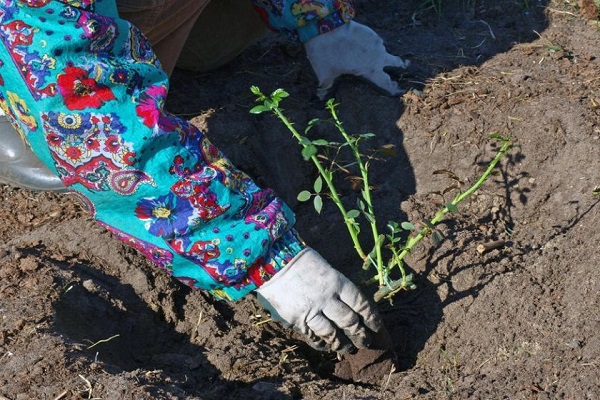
[252,0,355,42]
[0,0,305,301]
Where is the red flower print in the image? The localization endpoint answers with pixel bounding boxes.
[104,135,121,153]
[65,146,83,163]
[57,66,115,110]
[135,85,167,128]
[123,151,136,166]
[46,132,63,147]
[19,0,52,7]
[85,137,100,151]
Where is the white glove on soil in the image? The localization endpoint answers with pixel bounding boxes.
[303,21,410,99]
[255,247,383,353]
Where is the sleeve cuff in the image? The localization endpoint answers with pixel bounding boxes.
[208,229,306,301]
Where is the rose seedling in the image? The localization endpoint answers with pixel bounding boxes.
[251,86,511,302]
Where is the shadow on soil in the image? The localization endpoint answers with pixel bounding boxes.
[46,254,268,399]
[165,0,552,382]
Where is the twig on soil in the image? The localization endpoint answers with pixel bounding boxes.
[194,311,203,335]
[86,334,120,350]
[546,8,578,17]
[472,38,488,49]
[254,317,272,326]
[282,345,298,353]
[52,390,68,400]
[476,355,494,370]
[279,345,298,364]
[474,20,496,40]
[476,239,506,254]
[78,374,100,400]
[380,363,397,392]
[580,362,598,367]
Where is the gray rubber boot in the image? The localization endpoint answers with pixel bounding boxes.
[0,115,67,192]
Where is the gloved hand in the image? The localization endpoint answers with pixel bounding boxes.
[303,20,410,100]
[255,247,383,353]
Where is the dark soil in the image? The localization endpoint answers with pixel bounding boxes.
[1,0,599,399]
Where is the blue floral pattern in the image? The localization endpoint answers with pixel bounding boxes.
[0,0,305,301]
[135,193,195,239]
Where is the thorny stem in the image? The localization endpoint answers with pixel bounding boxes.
[402,139,511,259]
[268,105,368,261]
[326,102,385,284]
[373,138,512,302]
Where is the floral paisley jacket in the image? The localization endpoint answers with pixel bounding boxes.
[252,0,355,42]
[0,0,356,300]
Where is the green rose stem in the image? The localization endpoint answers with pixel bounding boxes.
[250,86,511,303]
[250,88,369,262]
[325,100,385,283]
[373,136,512,302]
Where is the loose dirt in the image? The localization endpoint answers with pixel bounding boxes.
[1,0,599,399]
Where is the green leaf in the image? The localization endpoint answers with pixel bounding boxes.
[312,139,329,146]
[358,199,365,211]
[249,105,270,114]
[431,231,443,246]
[347,209,360,219]
[297,190,311,202]
[313,176,323,193]
[401,221,416,231]
[361,189,369,202]
[489,133,510,142]
[363,212,375,224]
[547,45,562,53]
[299,136,312,145]
[387,221,399,233]
[250,86,261,95]
[272,88,289,101]
[301,145,317,160]
[314,195,323,214]
[446,203,459,213]
[305,119,320,134]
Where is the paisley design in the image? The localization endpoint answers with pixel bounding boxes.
[110,169,155,195]
[170,165,230,225]
[244,195,291,240]
[127,25,157,64]
[42,112,147,191]
[77,12,118,54]
[0,19,57,99]
[0,1,19,24]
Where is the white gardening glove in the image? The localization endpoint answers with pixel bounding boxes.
[303,20,410,100]
[255,247,383,353]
